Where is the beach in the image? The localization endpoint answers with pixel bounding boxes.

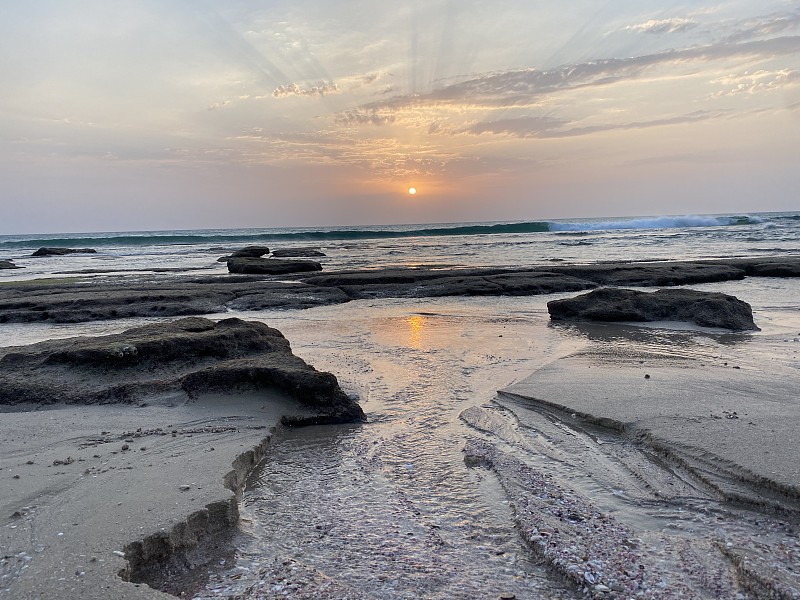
[1,394,289,599]
[1,216,800,598]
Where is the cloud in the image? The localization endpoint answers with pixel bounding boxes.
[335,108,396,126]
[626,18,697,34]
[712,69,800,96]
[272,82,340,98]
[330,33,800,133]
[462,116,566,137]
[461,111,723,139]
[208,100,234,111]
[723,10,800,43]
[546,110,724,138]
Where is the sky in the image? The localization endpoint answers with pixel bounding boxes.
[1,1,799,233]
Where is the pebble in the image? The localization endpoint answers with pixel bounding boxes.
[499,594,516,600]
[179,484,191,491]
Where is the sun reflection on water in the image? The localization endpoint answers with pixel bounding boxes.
[406,314,426,348]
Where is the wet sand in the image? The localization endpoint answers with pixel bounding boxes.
[0,393,311,599]
[1,265,799,598]
[485,320,800,598]
[501,322,800,500]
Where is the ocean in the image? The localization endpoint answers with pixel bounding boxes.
[2,212,800,598]
[1,212,799,283]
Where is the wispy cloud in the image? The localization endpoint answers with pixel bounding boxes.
[712,69,800,96]
[723,9,800,43]
[335,108,396,126]
[461,110,723,139]
[461,116,566,137]
[335,35,800,127]
[626,18,697,34]
[272,82,340,98]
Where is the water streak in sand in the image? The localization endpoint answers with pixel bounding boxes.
[192,293,799,599]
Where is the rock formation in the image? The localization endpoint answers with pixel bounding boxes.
[1,257,797,324]
[217,245,270,262]
[0,316,364,423]
[0,260,21,269]
[31,247,97,257]
[271,248,326,258]
[226,257,322,275]
[547,287,759,331]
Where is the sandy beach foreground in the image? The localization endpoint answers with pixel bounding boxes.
[1,260,799,599]
[0,394,302,599]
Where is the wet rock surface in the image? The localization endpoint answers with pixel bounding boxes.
[0,278,350,323]
[303,268,597,299]
[0,259,21,269]
[0,256,798,324]
[217,245,271,262]
[271,247,326,257]
[226,257,323,275]
[0,316,364,422]
[547,287,759,330]
[31,247,97,256]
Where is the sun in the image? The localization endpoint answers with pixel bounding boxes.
[408,186,417,195]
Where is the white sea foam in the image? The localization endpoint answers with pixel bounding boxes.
[549,214,762,232]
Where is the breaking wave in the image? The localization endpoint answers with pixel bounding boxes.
[0,214,780,250]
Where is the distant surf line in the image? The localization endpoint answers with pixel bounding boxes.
[0,214,780,249]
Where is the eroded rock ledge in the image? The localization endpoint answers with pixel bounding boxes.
[0,256,797,324]
[0,316,365,423]
[119,433,275,594]
[547,287,759,331]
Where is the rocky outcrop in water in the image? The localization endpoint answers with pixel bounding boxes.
[539,262,746,287]
[0,316,364,423]
[710,257,800,278]
[227,257,322,275]
[0,277,349,323]
[0,257,797,324]
[217,245,271,262]
[304,268,597,299]
[0,260,21,269]
[271,248,326,258]
[547,287,759,330]
[31,247,97,257]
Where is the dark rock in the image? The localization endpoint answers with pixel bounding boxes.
[232,245,270,257]
[326,271,596,299]
[303,267,521,288]
[0,260,22,270]
[698,258,800,278]
[227,257,322,275]
[31,247,97,257]
[0,256,796,325]
[547,287,759,331]
[217,245,270,262]
[0,317,364,422]
[737,260,800,278]
[271,248,326,258]
[0,279,348,323]
[540,262,745,287]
